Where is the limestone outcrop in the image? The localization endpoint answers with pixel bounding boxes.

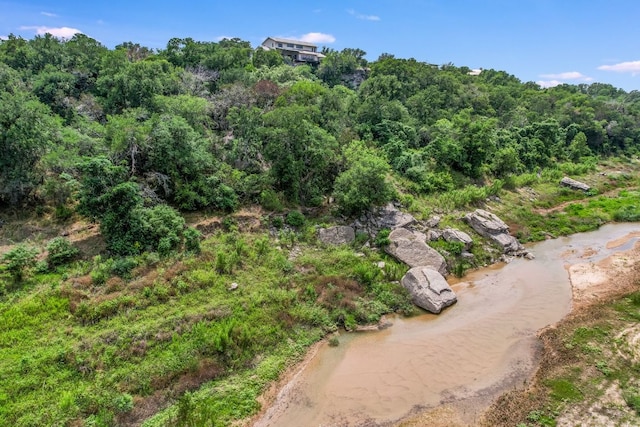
[318,226,355,245]
[464,209,525,255]
[560,177,591,192]
[385,228,448,275]
[352,203,416,237]
[442,228,473,250]
[401,267,457,313]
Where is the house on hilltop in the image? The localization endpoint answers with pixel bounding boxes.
[261,37,325,64]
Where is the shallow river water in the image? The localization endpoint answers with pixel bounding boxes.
[254,223,640,427]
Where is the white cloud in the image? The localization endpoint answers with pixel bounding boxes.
[19,25,81,38]
[598,60,640,75]
[536,71,593,87]
[41,12,58,17]
[347,9,381,21]
[299,32,335,44]
[536,79,563,88]
[215,35,235,41]
[540,71,589,80]
[0,35,8,40]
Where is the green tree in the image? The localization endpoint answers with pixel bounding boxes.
[252,47,283,68]
[0,87,60,205]
[97,56,181,113]
[568,131,592,162]
[333,141,395,216]
[262,106,338,205]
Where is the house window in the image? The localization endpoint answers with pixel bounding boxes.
[277,43,283,47]
[295,45,303,49]
[287,43,294,48]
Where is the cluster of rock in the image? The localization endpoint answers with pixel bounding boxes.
[317,204,531,314]
[463,209,532,259]
[384,228,447,275]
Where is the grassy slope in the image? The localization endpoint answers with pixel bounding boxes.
[2,157,640,426]
[0,222,413,426]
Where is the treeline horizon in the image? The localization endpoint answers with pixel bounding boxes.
[2,33,639,254]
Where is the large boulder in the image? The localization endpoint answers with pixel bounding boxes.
[560,177,591,192]
[442,228,473,250]
[401,267,457,314]
[464,209,523,254]
[374,203,416,229]
[318,226,355,245]
[352,203,416,237]
[385,228,448,275]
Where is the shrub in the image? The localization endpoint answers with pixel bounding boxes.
[260,189,284,212]
[113,393,134,413]
[613,206,640,222]
[215,251,232,274]
[110,257,137,279]
[374,228,391,247]
[184,227,202,253]
[1,244,39,282]
[285,210,305,227]
[46,237,79,268]
[271,216,284,229]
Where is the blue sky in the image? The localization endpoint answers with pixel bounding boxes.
[2,0,640,91]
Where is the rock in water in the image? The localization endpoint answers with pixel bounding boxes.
[464,209,524,254]
[401,267,457,313]
[385,228,448,275]
[560,177,591,192]
[318,226,355,245]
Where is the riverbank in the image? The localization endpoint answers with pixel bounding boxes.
[247,225,640,427]
[479,233,640,427]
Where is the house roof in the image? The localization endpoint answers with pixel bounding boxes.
[263,36,317,48]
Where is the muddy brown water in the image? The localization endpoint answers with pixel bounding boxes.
[253,224,640,427]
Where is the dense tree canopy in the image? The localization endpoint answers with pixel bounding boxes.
[1,32,640,254]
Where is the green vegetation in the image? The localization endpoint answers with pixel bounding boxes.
[0,229,413,426]
[483,290,640,427]
[2,32,640,426]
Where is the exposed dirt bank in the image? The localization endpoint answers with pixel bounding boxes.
[479,234,640,427]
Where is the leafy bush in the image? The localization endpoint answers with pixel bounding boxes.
[613,205,640,222]
[46,237,79,268]
[142,204,185,255]
[271,216,284,229]
[285,210,305,227]
[113,393,134,413]
[110,257,137,279]
[184,227,202,253]
[260,189,284,212]
[1,244,39,282]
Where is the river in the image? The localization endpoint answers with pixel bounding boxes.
[254,223,640,427]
